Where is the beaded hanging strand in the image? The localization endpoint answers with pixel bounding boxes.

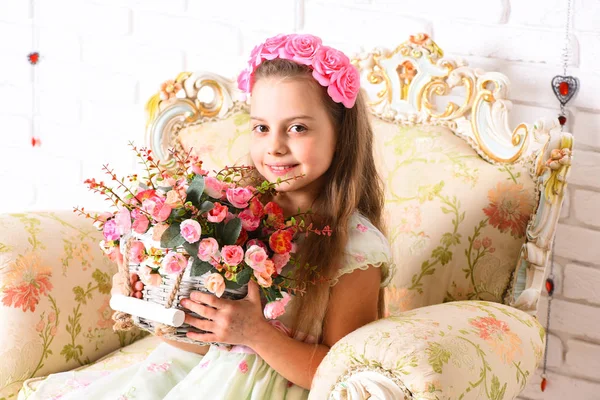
[28,0,41,147]
[541,0,579,392]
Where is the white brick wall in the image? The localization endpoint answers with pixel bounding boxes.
[1,1,599,398]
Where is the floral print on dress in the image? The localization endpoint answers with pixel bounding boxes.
[356,224,368,233]
[238,360,249,374]
[146,361,172,372]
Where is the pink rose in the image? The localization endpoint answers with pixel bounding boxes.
[103,219,120,241]
[281,34,322,65]
[245,245,268,273]
[248,43,265,67]
[311,46,350,86]
[237,69,252,92]
[115,207,132,235]
[204,273,225,298]
[221,245,244,266]
[272,252,291,274]
[246,239,268,253]
[226,187,253,209]
[204,177,227,199]
[198,238,220,262]
[152,223,169,242]
[239,209,261,232]
[138,265,162,287]
[142,195,172,222]
[327,65,360,108]
[162,252,188,275]
[207,202,228,223]
[261,34,289,60]
[263,292,291,319]
[132,214,150,234]
[128,241,147,264]
[254,270,273,287]
[165,190,184,207]
[180,219,202,244]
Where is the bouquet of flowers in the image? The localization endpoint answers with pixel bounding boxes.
[75,143,330,344]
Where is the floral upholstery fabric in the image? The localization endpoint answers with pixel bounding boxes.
[311,301,544,400]
[0,212,145,400]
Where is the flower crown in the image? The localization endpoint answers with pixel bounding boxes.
[237,34,360,108]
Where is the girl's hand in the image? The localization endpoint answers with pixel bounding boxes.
[180,279,268,347]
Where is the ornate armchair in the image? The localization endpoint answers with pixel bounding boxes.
[3,35,572,400]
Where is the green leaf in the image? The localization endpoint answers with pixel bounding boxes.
[425,342,451,374]
[190,257,213,277]
[236,267,252,285]
[186,174,205,207]
[73,286,86,304]
[183,241,199,257]
[92,269,111,294]
[222,218,242,245]
[199,201,214,214]
[161,223,185,248]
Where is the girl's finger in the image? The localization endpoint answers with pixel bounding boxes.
[180,299,217,319]
[189,291,225,308]
[246,279,261,303]
[186,331,217,343]
[184,314,214,332]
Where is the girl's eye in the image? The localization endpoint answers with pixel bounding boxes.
[289,125,307,134]
[252,125,268,134]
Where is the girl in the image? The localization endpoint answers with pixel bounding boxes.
[21,33,394,400]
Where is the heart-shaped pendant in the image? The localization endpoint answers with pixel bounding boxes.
[551,75,579,106]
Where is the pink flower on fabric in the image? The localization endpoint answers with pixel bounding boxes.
[245,245,268,273]
[263,292,291,319]
[204,176,227,199]
[238,209,261,231]
[146,362,171,372]
[328,65,360,108]
[272,252,290,274]
[226,187,253,209]
[180,219,202,244]
[312,46,351,86]
[198,238,220,262]
[204,273,226,297]
[207,202,228,223]
[282,34,322,65]
[128,241,147,264]
[238,360,249,374]
[132,213,150,234]
[115,207,132,235]
[222,245,244,266]
[354,253,366,263]
[103,219,120,241]
[162,252,188,275]
[199,360,210,369]
[356,224,368,233]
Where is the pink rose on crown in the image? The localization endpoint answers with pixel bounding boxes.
[226,187,253,209]
[328,65,360,108]
[180,219,202,244]
[262,34,289,60]
[312,46,351,86]
[248,43,265,67]
[282,34,322,65]
[237,69,252,93]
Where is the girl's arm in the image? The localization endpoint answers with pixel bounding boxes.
[249,265,381,389]
[181,266,381,389]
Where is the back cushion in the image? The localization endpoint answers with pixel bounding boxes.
[175,110,537,315]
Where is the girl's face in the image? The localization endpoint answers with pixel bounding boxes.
[249,77,336,195]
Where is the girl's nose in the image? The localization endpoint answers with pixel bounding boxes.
[267,131,288,156]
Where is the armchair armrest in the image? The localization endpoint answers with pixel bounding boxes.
[0,211,144,399]
[309,301,544,400]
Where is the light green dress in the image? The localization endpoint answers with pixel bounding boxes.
[19,212,394,400]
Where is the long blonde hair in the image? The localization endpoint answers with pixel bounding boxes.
[251,59,386,339]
